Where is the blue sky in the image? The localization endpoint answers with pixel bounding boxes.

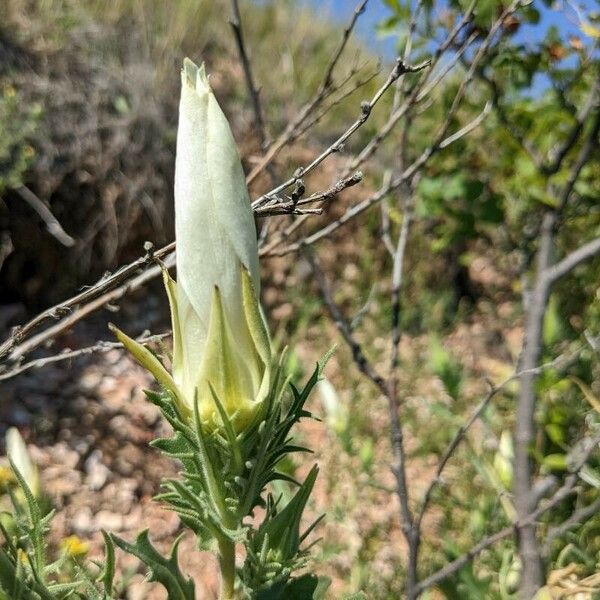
[301,0,599,58]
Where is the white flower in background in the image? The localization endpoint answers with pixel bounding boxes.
[113,58,271,431]
[6,427,40,497]
[318,377,347,435]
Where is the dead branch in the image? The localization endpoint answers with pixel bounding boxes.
[255,172,363,216]
[268,98,493,256]
[15,185,75,248]
[305,248,387,395]
[246,0,371,184]
[0,242,174,363]
[230,0,268,149]
[0,332,170,382]
[415,431,600,596]
[1,253,175,369]
[251,57,431,211]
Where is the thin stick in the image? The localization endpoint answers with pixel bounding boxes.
[305,248,387,395]
[256,172,363,216]
[386,188,418,597]
[0,333,170,382]
[230,0,268,148]
[252,58,431,210]
[3,254,175,366]
[0,242,174,362]
[268,98,493,256]
[16,186,75,248]
[246,0,370,184]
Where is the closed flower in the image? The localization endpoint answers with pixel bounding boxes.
[113,58,271,431]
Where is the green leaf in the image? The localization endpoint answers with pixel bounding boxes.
[110,531,195,600]
[7,457,46,578]
[286,574,331,599]
[542,453,568,471]
[256,465,319,561]
[99,531,115,597]
[255,575,331,600]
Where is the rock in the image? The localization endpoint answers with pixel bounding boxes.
[84,449,110,491]
[94,510,123,532]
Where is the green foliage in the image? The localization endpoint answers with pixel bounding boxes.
[0,459,114,600]
[429,336,463,400]
[107,352,330,598]
[0,86,40,193]
[416,174,503,251]
[241,466,321,595]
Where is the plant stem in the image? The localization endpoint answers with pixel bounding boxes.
[218,537,236,600]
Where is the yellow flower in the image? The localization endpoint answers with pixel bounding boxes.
[0,465,15,488]
[61,535,89,557]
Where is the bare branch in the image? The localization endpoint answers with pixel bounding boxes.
[544,73,600,175]
[319,0,370,94]
[16,185,75,248]
[438,101,491,149]
[555,109,600,212]
[252,57,431,210]
[348,5,478,175]
[543,496,600,555]
[246,0,370,184]
[292,67,380,141]
[258,2,480,258]
[2,253,175,367]
[0,332,170,382]
[385,186,419,595]
[269,94,493,256]
[415,431,600,595]
[544,236,600,285]
[514,101,600,597]
[256,172,363,217]
[0,241,174,363]
[230,0,268,148]
[305,247,387,395]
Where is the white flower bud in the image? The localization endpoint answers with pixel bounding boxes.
[113,59,271,431]
[6,427,40,498]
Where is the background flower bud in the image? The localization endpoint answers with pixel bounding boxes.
[6,427,40,498]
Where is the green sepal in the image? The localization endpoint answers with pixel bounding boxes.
[162,268,184,386]
[241,266,271,366]
[109,324,189,418]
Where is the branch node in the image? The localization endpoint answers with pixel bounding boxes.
[143,241,155,259]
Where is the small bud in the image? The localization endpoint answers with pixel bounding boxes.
[6,428,40,499]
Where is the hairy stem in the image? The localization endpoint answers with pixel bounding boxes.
[218,538,236,600]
